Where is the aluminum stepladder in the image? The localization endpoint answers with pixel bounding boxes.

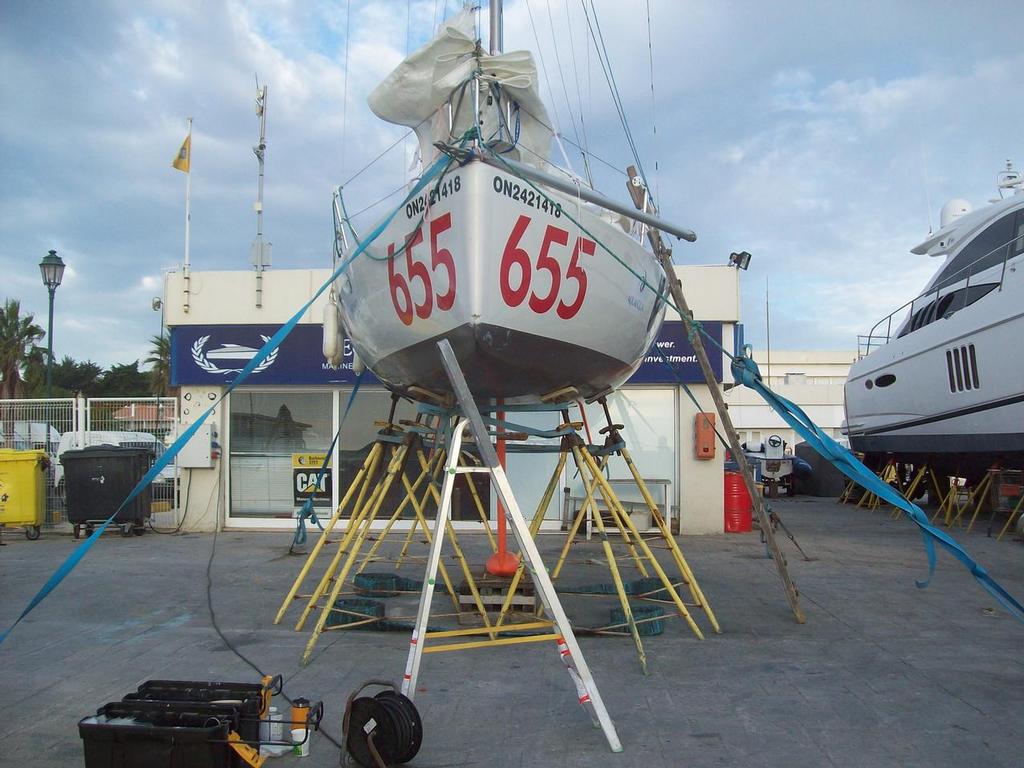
[400,339,623,752]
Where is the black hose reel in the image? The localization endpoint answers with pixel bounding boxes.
[342,680,422,768]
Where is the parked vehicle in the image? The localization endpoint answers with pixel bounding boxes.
[0,421,60,455]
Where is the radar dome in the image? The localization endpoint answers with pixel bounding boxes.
[940,198,972,228]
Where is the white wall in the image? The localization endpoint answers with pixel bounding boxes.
[677,385,725,534]
[724,351,855,450]
[164,269,332,326]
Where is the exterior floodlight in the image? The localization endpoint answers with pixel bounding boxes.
[729,251,752,270]
[39,249,66,398]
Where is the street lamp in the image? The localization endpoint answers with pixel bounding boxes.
[39,249,66,398]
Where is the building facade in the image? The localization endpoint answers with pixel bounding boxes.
[163,264,741,535]
[723,349,856,451]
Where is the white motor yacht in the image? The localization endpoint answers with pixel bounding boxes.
[844,162,1024,481]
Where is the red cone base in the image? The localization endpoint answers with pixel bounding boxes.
[485,550,521,577]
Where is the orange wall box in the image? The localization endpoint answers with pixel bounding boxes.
[694,412,716,460]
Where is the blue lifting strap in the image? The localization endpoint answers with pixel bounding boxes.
[731,353,1024,624]
[0,153,455,648]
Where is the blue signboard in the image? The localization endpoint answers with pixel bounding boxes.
[170,320,722,387]
[171,324,373,386]
[630,320,723,384]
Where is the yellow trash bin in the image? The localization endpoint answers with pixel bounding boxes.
[0,449,49,541]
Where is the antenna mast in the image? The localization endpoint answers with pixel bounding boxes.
[252,77,271,307]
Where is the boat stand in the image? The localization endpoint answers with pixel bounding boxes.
[400,340,622,752]
[540,397,719,673]
[272,414,498,665]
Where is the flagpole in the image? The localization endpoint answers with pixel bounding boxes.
[183,117,192,313]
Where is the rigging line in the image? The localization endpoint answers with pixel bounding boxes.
[545,0,583,152]
[340,0,352,178]
[583,0,653,204]
[645,0,658,201]
[590,0,646,187]
[591,1,643,172]
[343,183,408,221]
[579,1,636,169]
[512,132,625,186]
[339,129,416,188]
[404,0,413,184]
[512,99,628,178]
[524,0,565,139]
[563,0,594,186]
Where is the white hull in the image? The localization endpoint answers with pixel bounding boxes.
[844,253,1024,475]
[336,159,667,400]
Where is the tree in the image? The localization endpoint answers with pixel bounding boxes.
[0,298,45,398]
[52,355,103,396]
[95,361,151,397]
[21,345,48,396]
[144,332,171,395]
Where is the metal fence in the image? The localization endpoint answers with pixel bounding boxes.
[0,396,178,527]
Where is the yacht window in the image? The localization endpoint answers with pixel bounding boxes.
[935,292,957,319]
[1013,210,1024,257]
[934,211,1016,290]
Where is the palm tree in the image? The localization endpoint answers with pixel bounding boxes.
[0,298,45,399]
[145,332,171,396]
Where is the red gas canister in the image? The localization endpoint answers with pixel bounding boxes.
[724,471,753,533]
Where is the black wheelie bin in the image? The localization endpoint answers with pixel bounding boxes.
[61,445,153,537]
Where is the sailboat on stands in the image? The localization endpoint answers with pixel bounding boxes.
[328,2,695,402]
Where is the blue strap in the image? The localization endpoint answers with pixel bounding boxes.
[731,354,1024,624]
[292,371,365,548]
[0,154,454,648]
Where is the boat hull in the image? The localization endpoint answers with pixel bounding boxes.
[336,159,667,400]
[844,260,1024,478]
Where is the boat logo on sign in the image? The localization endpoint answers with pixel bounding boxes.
[191,335,279,376]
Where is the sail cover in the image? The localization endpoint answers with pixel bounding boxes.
[368,10,553,170]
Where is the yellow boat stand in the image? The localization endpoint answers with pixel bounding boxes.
[275,389,719,675]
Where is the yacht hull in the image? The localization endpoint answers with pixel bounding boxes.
[336,160,666,400]
[844,263,1024,478]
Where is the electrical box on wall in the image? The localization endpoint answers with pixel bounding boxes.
[694,412,716,460]
[178,423,220,468]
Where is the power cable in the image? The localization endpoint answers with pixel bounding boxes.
[147,467,193,534]
[203,470,346,750]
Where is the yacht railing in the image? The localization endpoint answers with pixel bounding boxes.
[857,230,1023,358]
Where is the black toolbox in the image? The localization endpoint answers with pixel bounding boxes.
[79,700,238,768]
[121,678,275,743]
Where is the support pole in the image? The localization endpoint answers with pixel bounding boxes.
[487,400,520,576]
[625,165,805,624]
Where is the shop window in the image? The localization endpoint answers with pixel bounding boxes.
[230,391,333,518]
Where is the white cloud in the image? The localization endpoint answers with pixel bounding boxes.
[0,0,1021,366]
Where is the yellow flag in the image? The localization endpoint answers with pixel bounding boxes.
[171,134,191,173]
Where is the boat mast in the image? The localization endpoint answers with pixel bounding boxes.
[489,0,502,54]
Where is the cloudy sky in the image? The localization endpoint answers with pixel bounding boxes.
[1,0,1021,368]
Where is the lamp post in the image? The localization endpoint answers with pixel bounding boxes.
[39,249,66,398]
